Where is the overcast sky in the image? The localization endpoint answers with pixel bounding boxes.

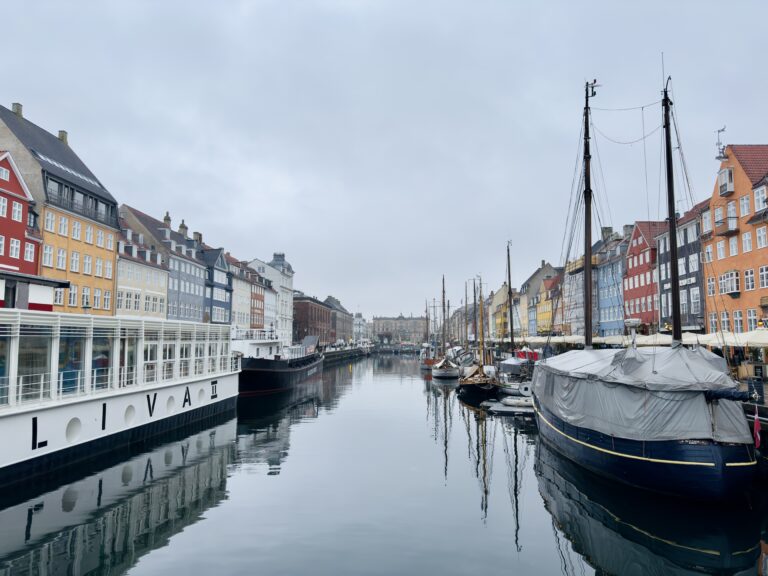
[4,1,767,318]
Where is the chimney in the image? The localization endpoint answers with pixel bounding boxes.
[193,231,202,244]
[623,224,634,238]
[601,226,613,241]
[541,259,545,268]
[163,211,171,227]
[58,130,68,145]
[178,219,188,238]
[11,103,22,118]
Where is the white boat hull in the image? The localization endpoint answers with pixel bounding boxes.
[432,367,460,379]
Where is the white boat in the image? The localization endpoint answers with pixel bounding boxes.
[0,309,240,487]
[432,357,460,379]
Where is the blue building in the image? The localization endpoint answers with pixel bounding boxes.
[199,246,233,324]
[597,226,631,337]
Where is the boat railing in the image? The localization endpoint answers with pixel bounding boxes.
[16,373,52,404]
[231,328,278,342]
[0,376,7,405]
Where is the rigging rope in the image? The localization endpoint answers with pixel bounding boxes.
[593,123,662,146]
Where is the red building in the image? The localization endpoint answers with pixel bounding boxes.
[0,151,39,276]
[622,221,666,333]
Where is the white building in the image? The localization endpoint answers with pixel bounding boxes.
[249,253,294,346]
[353,313,367,342]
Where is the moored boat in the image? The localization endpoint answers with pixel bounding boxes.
[533,79,756,500]
[431,357,460,379]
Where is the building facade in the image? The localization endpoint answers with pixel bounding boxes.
[120,208,206,322]
[199,246,233,325]
[519,261,559,337]
[0,104,118,315]
[372,315,427,344]
[702,145,768,334]
[293,294,332,346]
[353,313,368,342]
[324,295,353,343]
[596,227,630,336]
[115,229,168,319]
[623,221,666,333]
[656,200,708,333]
[250,254,294,346]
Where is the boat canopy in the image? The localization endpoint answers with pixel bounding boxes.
[533,346,752,443]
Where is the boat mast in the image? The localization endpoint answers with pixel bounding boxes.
[442,275,447,357]
[447,300,451,344]
[507,242,516,351]
[663,78,682,342]
[583,80,598,348]
[473,279,478,347]
[478,278,485,365]
[464,281,469,348]
[425,300,430,345]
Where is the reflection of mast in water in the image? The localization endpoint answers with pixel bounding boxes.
[426,382,455,482]
[502,422,524,552]
[460,402,494,520]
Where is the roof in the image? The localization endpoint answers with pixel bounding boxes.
[634,221,667,245]
[0,269,69,288]
[116,217,168,271]
[654,199,710,238]
[729,145,768,186]
[120,205,203,265]
[0,105,115,203]
[324,295,350,315]
[543,275,562,290]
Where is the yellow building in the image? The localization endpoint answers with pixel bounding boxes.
[0,103,118,314]
[536,275,562,335]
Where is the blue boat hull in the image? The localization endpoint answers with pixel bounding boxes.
[534,397,757,500]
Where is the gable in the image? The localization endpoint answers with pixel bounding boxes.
[0,152,33,201]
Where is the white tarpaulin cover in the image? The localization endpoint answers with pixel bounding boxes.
[533,345,752,443]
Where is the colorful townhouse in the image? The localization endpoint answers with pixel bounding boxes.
[0,151,67,310]
[622,221,666,334]
[519,260,559,337]
[655,200,708,333]
[701,145,768,333]
[536,274,562,335]
[596,226,630,336]
[0,104,118,315]
[120,207,206,322]
[114,221,169,319]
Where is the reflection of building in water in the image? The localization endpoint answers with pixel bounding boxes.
[373,355,419,379]
[536,440,761,576]
[0,419,236,574]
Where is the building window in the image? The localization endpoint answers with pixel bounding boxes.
[740,195,751,217]
[714,206,723,225]
[745,269,755,291]
[748,309,758,331]
[56,248,66,269]
[93,288,102,309]
[756,186,767,212]
[690,287,700,315]
[677,257,686,275]
[9,238,20,259]
[144,295,151,312]
[716,240,725,259]
[117,291,123,310]
[152,296,158,313]
[760,266,768,289]
[82,287,91,308]
[701,210,712,233]
[0,197,6,218]
[133,293,140,311]
[734,310,744,333]
[680,289,688,315]
[85,225,93,244]
[72,221,81,240]
[42,245,53,267]
[11,201,22,222]
[688,254,698,273]
[709,312,717,333]
[104,290,111,310]
[54,288,64,306]
[721,311,730,332]
[159,298,165,314]
[23,242,34,262]
[702,245,713,263]
[728,236,738,257]
[43,211,54,231]
[68,285,78,307]
[95,257,102,277]
[758,227,767,249]
[83,254,92,275]
[58,215,68,236]
[70,251,80,272]
[743,232,753,253]
[719,271,740,294]
[106,234,114,251]
[105,260,113,279]
[96,229,104,247]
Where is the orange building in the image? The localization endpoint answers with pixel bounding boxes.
[701,145,768,333]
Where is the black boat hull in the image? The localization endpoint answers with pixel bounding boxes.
[534,396,757,500]
[239,354,324,396]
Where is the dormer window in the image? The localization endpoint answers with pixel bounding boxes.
[718,168,734,196]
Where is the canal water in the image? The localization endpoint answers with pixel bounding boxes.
[1,356,766,575]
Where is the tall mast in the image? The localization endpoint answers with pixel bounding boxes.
[473,279,478,346]
[478,278,485,365]
[464,282,469,347]
[507,242,516,351]
[663,78,682,342]
[442,275,447,356]
[447,300,451,343]
[583,80,598,348]
[425,300,429,343]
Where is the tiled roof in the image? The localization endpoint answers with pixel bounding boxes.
[654,199,710,237]
[0,105,114,203]
[729,145,768,186]
[634,221,667,245]
[120,205,202,264]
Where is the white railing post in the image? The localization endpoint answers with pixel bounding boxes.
[7,329,19,407]
[83,326,93,394]
[111,333,120,390]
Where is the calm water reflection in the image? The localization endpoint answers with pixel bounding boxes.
[0,356,766,575]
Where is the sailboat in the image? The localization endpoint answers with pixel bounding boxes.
[419,300,437,370]
[458,277,498,398]
[432,276,460,379]
[532,79,756,499]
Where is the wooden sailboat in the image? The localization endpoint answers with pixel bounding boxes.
[432,276,460,379]
[532,79,756,499]
[419,300,436,370]
[458,277,498,397]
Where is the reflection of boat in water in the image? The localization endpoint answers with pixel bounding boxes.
[427,380,458,481]
[536,439,761,575]
[0,416,236,572]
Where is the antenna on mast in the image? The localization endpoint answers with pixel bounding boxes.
[716,126,727,160]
